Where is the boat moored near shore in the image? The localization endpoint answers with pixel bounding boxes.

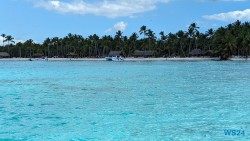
[105,56,124,61]
[105,51,124,61]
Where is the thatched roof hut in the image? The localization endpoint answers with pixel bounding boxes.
[189,49,206,56]
[108,51,122,56]
[133,50,154,57]
[0,52,10,58]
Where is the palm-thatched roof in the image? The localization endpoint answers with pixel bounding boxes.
[0,52,10,58]
[189,49,206,56]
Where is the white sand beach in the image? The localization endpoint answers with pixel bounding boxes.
[1,57,249,61]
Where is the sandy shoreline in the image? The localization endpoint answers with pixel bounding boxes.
[0,57,249,61]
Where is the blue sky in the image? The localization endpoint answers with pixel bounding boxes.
[0,0,250,43]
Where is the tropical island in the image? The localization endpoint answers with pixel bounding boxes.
[1,20,250,60]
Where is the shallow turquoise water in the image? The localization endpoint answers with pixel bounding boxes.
[0,61,249,141]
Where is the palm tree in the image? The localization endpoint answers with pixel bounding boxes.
[52,37,59,57]
[115,30,123,48]
[129,32,138,56]
[167,33,177,57]
[242,32,250,58]
[206,28,214,50]
[206,28,214,38]
[223,31,236,59]
[139,25,147,51]
[25,39,34,58]
[43,37,51,57]
[1,34,6,46]
[88,34,99,57]
[176,30,186,57]
[194,30,200,49]
[187,23,199,55]
[58,38,63,57]
[5,35,15,45]
[159,31,166,50]
[101,35,113,56]
[146,29,156,51]
[159,31,166,41]
[5,35,15,54]
[15,42,23,58]
[213,27,236,60]
[75,35,84,57]
[139,25,147,37]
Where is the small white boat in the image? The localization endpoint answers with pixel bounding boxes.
[29,57,48,61]
[105,56,124,61]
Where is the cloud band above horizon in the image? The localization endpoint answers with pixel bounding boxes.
[203,9,250,22]
[32,0,170,18]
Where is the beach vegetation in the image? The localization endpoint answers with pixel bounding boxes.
[1,20,250,60]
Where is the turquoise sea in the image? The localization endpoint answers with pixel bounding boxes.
[0,61,249,141]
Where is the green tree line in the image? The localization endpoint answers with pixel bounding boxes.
[1,20,250,60]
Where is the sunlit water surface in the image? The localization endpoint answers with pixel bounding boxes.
[0,61,249,140]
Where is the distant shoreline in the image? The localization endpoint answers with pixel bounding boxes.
[1,57,250,61]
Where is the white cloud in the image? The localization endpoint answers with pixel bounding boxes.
[222,0,246,1]
[203,9,250,22]
[0,37,25,46]
[0,37,5,41]
[196,0,246,2]
[0,37,4,46]
[105,28,113,33]
[189,21,218,28]
[105,21,128,33]
[32,0,170,18]
[15,39,25,44]
[114,22,127,31]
